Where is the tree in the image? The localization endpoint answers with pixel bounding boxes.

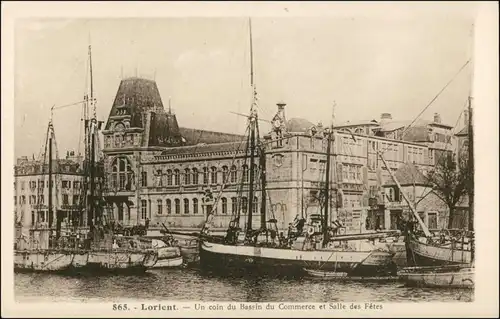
[426,151,469,229]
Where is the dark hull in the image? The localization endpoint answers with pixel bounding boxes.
[199,241,396,278]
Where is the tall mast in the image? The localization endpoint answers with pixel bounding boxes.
[378,151,432,237]
[322,104,334,247]
[246,18,256,235]
[86,44,96,227]
[466,22,474,262]
[259,142,267,231]
[48,124,53,230]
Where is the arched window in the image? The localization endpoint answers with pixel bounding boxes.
[193,198,198,214]
[166,169,173,186]
[203,167,209,185]
[184,168,191,185]
[166,199,171,214]
[184,198,189,214]
[210,166,218,184]
[157,199,163,214]
[230,165,237,183]
[174,199,180,214]
[242,165,249,183]
[173,169,180,186]
[231,197,238,214]
[192,168,199,185]
[222,166,229,183]
[221,197,227,214]
[241,197,248,214]
[111,157,134,191]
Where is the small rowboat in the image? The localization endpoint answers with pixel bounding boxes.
[303,268,399,282]
[151,256,183,269]
[303,268,348,278]
[398,264,474,288]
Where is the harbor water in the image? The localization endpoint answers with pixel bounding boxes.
[15,269,473,303]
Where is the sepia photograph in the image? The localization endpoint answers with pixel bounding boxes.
[2,1,498,318]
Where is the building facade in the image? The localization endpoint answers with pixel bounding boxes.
[98,77,461,235]
[14,152,86,233]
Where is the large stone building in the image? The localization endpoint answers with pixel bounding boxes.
[99,77,461,235]
[14,152,87,234]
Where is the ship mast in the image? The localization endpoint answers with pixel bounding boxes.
[322,104,334,247]
[377,152,432,237]
[467,96,474,261]
[246,18,257,237]
[48,122,53,232]
[86,44,98,228]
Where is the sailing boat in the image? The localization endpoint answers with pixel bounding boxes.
[198,19,395,278]
[14,45,158,274]
[397,95,474,288]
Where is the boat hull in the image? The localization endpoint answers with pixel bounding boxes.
[408,238,471,266]
[398,266,474,288]
[200,241,396,277]
[14,249,158,274]
[151,256,183,268]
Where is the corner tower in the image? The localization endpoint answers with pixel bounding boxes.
[102,77,185,150]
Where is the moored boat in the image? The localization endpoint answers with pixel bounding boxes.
[14,45,158,275]
[398,264,474,288]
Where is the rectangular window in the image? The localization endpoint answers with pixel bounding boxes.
[184,199,189,214]
[63,194,69,205]
[158,170,163,187]
[141,171,148,187]
[62,181,70,189]
[141,199,147,219]
[119,174,126,189]
[21,181,25,190]
[310,159,318,170]
[157,199,163,214]
[428,212,438,229]
[73,195,79,206]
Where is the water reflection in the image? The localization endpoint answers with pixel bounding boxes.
[15,269,473,303]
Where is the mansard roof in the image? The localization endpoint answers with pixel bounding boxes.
[179,127,245,145]
[155,140,249,159]
[105,77,163,130]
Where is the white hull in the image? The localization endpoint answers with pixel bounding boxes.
[14,249,158,273]
[151,256,183,268]
[399,265,474,288]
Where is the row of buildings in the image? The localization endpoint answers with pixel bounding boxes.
[14,77,470,235]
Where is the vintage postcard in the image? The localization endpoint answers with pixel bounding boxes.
[1,1,498,318]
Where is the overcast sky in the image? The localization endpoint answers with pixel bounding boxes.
[14,16,474,158]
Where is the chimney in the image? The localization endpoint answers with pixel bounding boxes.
[380,113,392,122]
[433,112,441,124]
[277,101,286,111]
